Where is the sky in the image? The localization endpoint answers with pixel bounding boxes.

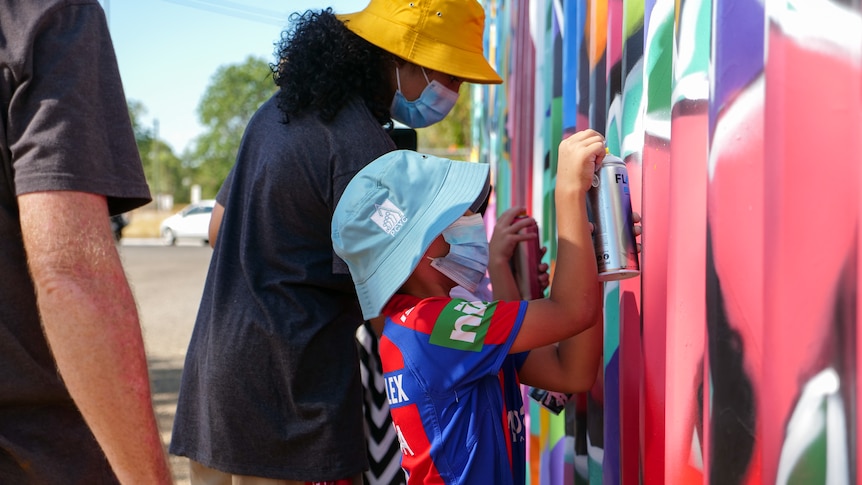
[102,0,370,154]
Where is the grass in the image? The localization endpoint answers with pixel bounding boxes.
[123,208,176,239]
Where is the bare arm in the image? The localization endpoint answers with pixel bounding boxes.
[518,212,640,392]
[490,208,600,390]
[509,130,604,353]
[517,283,603,393]
[208,201,225,248]
[19,191,173,484]
[487,206,534,301]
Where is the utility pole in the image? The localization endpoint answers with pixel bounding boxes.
[151,119,161,209]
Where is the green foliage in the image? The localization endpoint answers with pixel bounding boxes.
[187,55,277,197]
[147,138,185,202]
[414,87,472,159]
[128,99,149,142]
[128,58,476,204]
[127,100,186,203]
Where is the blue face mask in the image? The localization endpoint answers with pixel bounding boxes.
[390,66,459,128]
[430,214,489,293]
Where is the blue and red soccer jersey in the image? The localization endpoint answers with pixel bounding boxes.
[379,294,530,484]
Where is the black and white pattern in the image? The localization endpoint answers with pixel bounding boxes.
[356,322,407,485]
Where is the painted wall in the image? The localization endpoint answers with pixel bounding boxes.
[475,0,861,482]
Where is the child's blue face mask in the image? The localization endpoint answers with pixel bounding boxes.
[430,214,488,293]
[390,66,459,128]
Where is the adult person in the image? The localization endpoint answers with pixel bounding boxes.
[170,1,502,483]
[0,1,173,483]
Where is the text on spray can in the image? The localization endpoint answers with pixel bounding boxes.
[587,151,640,281]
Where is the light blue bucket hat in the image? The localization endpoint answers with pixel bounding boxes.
[332,150,490,319]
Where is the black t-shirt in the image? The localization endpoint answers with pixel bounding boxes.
[0,1,150,482]
[170,95,395,479]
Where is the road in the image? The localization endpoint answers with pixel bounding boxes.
[119,242,213,484]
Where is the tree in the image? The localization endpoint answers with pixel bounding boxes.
[128,99,149,144]
[414,86,472,159]
[187,55,277,197]
[127,100,186,203]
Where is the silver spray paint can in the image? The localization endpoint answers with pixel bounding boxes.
[587,150,640,281]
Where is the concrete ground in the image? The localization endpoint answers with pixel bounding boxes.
[120,243,213,484]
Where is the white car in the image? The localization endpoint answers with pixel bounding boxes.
[159,200,216,246]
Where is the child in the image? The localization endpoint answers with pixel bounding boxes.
[332,129,613,484]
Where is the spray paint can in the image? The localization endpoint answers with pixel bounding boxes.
[511,216,543,300]
[587,150,640,281]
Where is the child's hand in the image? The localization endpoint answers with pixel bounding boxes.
[489,206,537,270]
[557,129,606,194]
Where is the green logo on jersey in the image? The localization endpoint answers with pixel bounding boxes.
[429,300,496,352]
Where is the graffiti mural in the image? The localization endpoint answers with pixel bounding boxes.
[475,0,860,483]
[762,0,860,483]
[705,0,764,483]
[617,0,645,482]
[664,0,710,482]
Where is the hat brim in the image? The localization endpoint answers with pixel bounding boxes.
[469,172,491,213]
[338,12,503,85]
[335,155,491,320]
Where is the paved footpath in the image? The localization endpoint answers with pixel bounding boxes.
[119,242,213,484]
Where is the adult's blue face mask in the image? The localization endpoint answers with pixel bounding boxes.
[430,214,489,293]
[390,66,459,128]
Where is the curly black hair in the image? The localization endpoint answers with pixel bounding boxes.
[272,9,398,125]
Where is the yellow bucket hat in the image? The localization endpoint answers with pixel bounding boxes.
[338,0,503,85]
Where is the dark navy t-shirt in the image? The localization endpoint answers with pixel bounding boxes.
[170,95,396,479]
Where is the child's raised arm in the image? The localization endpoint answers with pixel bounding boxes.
[487,206,540,301]
[510,129,605,353]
